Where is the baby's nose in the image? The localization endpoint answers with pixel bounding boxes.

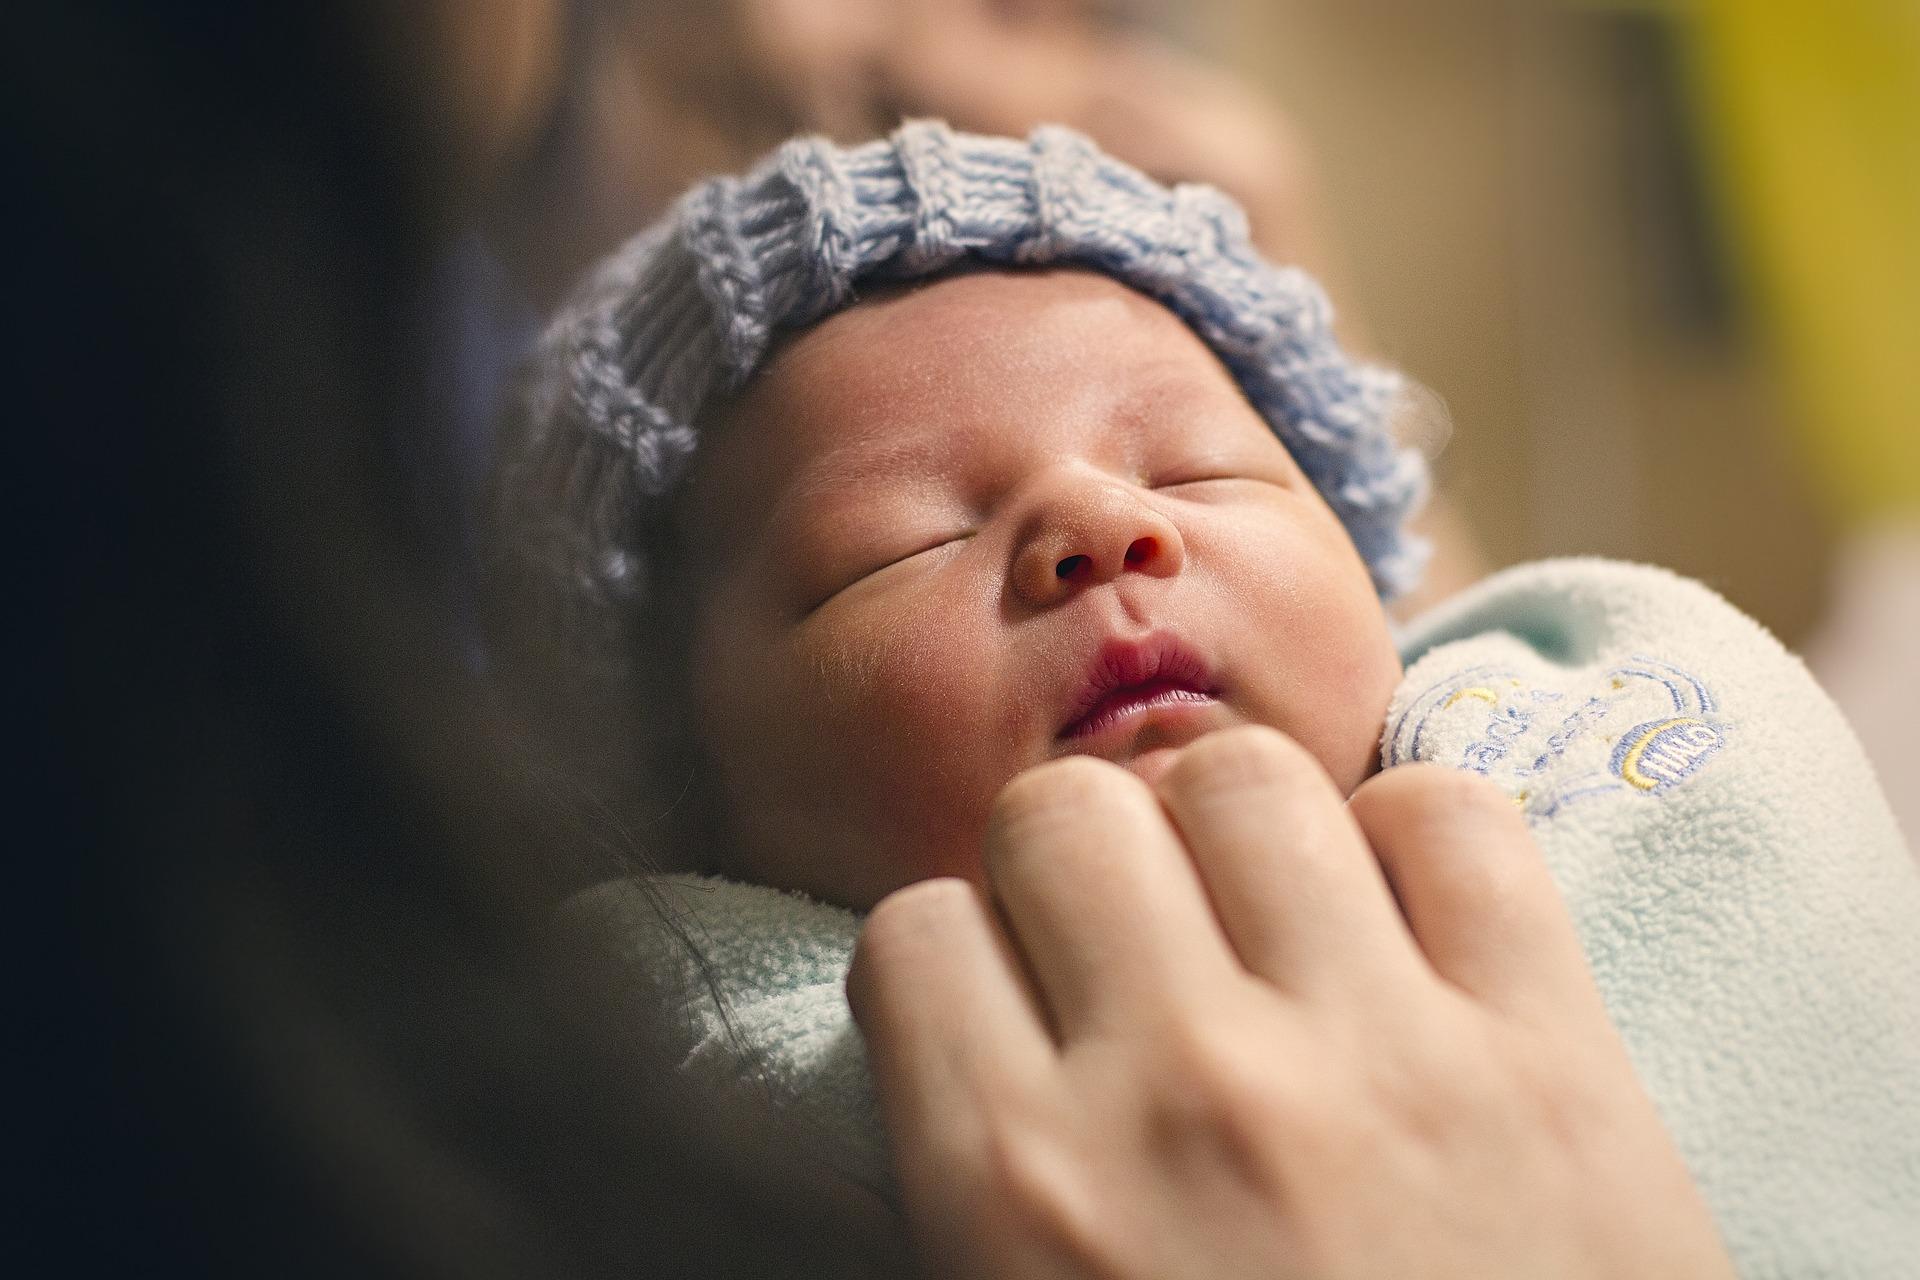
[1011,477,1185,606]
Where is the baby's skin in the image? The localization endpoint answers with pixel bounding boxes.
[679,268,1403,910]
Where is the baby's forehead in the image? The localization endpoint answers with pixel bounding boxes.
[750,269,1241,444]
[782,267,1187,373]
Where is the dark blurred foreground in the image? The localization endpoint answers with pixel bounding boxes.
[12,5,888,1274]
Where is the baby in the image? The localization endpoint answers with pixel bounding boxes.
[496,121,1422,908]
[495,124,1920,1274]
[678,263,1402,910]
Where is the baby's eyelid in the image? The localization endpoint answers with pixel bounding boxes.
[804,529,972,615]
[1147,447,1254,481]
[1154,471,1232,486]
[1151,469,1267,490]
[889,529,973,566]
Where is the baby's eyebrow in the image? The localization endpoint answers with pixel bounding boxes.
[1112,366,1248,423]
[767,429,964,532]
[813,432,957,490]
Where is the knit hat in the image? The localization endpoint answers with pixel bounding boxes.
[500,120,1430,666]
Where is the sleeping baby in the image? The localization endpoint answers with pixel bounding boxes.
[490,123,1920,1276]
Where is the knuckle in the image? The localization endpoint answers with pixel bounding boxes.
[987,756,1141,851]
[1508,1037,1619,1152]
[848,882,983,1028]
[1353,762,1522,833]
[1372,1011,1499,1139]
[1152,1013,1295,1146]
[996,755,1136,818]
[971,1120,1116,1270]
[1164,723,1321,797]
[854,878,973,971]
[1533,1081,1609,1155]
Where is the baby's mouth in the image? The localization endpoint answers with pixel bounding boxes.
[1056,633,1220,742]
[1060,679,1218,740]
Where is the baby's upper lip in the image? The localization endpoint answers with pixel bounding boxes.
[1057,633,1218,739]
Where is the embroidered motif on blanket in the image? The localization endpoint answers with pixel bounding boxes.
[1386,654,1729,822]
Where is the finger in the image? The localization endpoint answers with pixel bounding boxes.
[1156,725,1422,995]
[847,879,1054,1148]
[983,755,1239,1041]
[1349,764,1602,1020]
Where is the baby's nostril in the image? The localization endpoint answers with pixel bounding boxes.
[1056,554,1089,580]
[1125,537,1156,566]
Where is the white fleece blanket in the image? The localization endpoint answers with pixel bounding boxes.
[556,559,1920,1278]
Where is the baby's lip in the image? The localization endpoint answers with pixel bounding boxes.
[1057,633,1218,740]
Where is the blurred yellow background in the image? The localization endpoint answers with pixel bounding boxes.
[1207,0,1918,643]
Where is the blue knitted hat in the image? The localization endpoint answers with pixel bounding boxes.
[505,121,1429,656]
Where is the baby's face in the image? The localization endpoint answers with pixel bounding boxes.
[680,269,1402,910]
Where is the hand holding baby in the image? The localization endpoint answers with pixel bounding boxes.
[848,725,1736,1280]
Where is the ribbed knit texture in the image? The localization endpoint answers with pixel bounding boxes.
[514,121,1430,614]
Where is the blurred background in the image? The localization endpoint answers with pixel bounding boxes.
[20,0,1916,1275]
[427,0,1918,826]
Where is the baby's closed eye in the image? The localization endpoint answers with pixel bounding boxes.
[1147,456,1296,497]
[1153,474,1279,494]
[799,526,974,614]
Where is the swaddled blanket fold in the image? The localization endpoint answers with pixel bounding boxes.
[556,559,1920,1277]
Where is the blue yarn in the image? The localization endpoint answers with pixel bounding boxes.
[522,120,1431,600]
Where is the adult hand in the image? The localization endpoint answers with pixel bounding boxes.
[847,726,1734,1279]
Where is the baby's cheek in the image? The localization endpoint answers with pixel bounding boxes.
[1280,608,1401,790]
[1196,517,1400,788]
[811,602,1015,869]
